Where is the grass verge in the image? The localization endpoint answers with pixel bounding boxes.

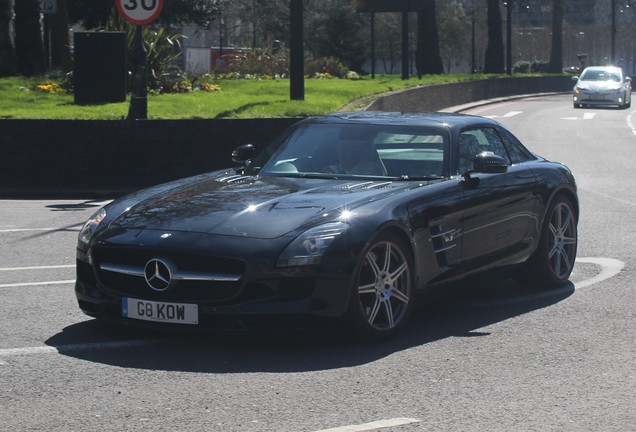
[0,73,518,120]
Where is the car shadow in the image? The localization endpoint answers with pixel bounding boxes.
[45,278,575,373]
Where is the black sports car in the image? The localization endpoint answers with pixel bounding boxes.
[75,112,578,340]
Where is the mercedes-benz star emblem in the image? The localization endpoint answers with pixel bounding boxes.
[144,258,176,292]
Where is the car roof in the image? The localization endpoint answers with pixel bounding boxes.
[302,111,500,131]
[582,66,623,73]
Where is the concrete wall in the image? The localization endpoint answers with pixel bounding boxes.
[0,76,573,198]
[367,76,573,112]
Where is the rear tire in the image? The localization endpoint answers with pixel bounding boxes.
[519,194,578,289]
[346,232,414,341]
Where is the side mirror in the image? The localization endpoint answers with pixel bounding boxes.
[572,76,579,82]
[473,152,508,174]
[232,144,255,166]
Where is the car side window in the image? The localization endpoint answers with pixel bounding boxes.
[458,128,511,173]
[498,129,536,163]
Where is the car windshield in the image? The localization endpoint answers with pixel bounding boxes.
[254,122,449,180]
[581,69,622,82]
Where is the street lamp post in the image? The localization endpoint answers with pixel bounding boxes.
[612,0,617,64]
[290,0,304,100]
[506,0,512,75]
[471,0,476,73]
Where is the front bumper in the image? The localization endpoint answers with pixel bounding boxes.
[75,258,353,333]
[573,90,627,106]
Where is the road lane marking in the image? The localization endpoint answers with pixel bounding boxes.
[314,418,421,432]
[0,265,75,271]
[0,280,75,288]
[574,257,624,289]
[0,340,158,358]
[0,265,75,288]
[561,113,596,120]
[463,257,624,308]
[503,111,522,118]
[0,227,79,233]
[627,110,636,137]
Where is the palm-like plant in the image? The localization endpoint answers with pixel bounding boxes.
[99,11,184,80]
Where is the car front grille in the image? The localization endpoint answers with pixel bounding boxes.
[91,246,246,302]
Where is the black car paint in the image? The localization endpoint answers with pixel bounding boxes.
[75,112,578,333]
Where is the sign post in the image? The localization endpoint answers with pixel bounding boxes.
[115,0,164,120]
[39,1,57,71]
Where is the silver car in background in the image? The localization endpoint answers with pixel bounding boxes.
[573,66,632,109]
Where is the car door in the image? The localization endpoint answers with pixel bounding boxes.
[457,126,541,272]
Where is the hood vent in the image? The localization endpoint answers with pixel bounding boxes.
[340,181,394,190]
[217,174,254,184]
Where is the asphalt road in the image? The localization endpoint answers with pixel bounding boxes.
[1,94,634,431]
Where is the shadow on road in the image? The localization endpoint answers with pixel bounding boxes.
[45,279,574,373]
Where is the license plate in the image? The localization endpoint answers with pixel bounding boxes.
[123,297,198,325]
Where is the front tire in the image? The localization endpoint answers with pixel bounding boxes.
[346,233,414,341]
[521,194,578,289]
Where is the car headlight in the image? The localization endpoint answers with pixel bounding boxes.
[78,208,106,245]
[277,222,350,267]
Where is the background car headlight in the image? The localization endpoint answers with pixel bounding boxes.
[277,222,350,267]
[78,208,106,245]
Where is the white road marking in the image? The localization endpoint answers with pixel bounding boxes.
[561,113,596,120]
[0,340,157,358]
[464,257,624,308]
[0,227,78,233]
[0,280,75,288]
[0,265,75,288]
[573,257,624,289]
[314,418,421,432]
[0,265,74,271]
[482,111,522,119]
[627,110,636,137]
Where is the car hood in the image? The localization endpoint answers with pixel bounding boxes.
[110,173,414,238]
[577,80,622,91]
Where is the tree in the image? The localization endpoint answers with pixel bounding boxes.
[416,0,444,75]
[547,0,563,73]
[483,0,504,73]
[305,1,367,72]
[14,0,45,76]
[230,0,290,48]
[0,0,17,76]
[437,0,471,73]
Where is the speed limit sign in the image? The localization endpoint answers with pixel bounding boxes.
[116,0,164,25]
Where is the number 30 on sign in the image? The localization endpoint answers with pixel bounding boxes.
[116,0,164,25]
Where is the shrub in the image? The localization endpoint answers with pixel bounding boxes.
[98,12,184,80]
[306,57,349,79]
[220,48,290,79]
[513,61,531,74]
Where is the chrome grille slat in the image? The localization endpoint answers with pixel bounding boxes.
[99,262,242,282]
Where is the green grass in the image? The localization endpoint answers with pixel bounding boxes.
[0,74,511,120]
